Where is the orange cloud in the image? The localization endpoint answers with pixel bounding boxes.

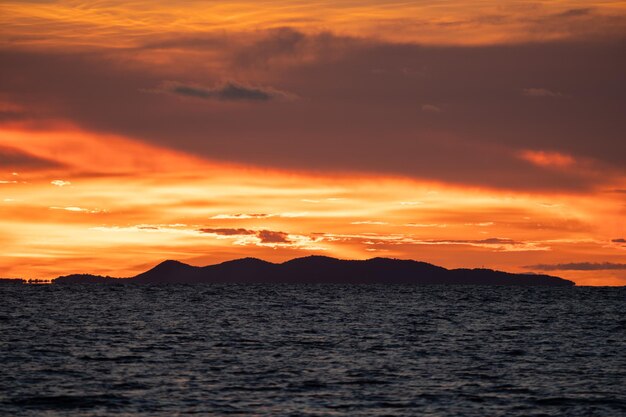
[520,150,576,169]
[2,1,625,49]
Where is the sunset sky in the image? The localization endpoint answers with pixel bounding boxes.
[1,1,625,285]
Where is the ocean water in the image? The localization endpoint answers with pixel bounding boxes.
[1,284,624,417]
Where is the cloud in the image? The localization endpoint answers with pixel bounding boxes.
[257,230,291,244]
[199,227,291,243]
[2,32,625,191]
[464,222,494,227]
[404,223,447,228]
[51,180,71,187]
[49,206,102,214]
[525,262,626,271]
[198,227,324,249]
[473,238,515,245]
[154,81,295,102]
[210,213,272,219]
[522,88,563,98]
[198,228,256,236]
[417,238,542,250]
[210,212,307,219]
[3,2,625,52]
[90,224,192,235]
[612,238,626,243]
[324,233,547,252]
[0,146,58,169]
[421,104,442,113]
[519,150,575,168]
[553,8,593,19]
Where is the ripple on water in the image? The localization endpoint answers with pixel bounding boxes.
[0,284,624,417]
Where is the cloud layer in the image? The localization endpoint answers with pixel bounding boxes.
[0,146,59,169]
[525,262,626,271]
[1,26,625,191]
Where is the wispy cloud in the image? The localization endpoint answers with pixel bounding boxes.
[525,262,626,271]
[553,8,593,19]
[210,212,307,219]
[210,213,272,219]
[0,146,59,169]
[152,81,296,102]
[522,87,564,98]
[421,104,442,113]
[465,222,494,227]
[404,223,447,228]
[324,233,548,252]
[50,206,102,214]
[198,228,256,236]
[519,150,576,169]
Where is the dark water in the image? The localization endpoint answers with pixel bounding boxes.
[1,285,624,417]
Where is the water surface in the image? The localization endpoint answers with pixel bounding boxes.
[1,284,624,416]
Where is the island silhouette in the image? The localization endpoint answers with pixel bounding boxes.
[53,256,574,286]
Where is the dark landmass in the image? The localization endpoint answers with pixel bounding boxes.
[0,278,25,285]
[53,256,575,286]
[53,274,121,284]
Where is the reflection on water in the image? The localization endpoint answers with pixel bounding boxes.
[1,284,624,416]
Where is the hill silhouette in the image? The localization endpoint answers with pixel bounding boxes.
[53,256,574,286]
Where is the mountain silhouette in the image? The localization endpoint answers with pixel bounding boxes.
[53,256,574,286]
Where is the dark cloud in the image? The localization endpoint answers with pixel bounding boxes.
[199,228,256,236]
[154,81,294,102]
[143,28,359,69]
[475,238,517,245]
[257,230,291,244]
[425,238,520,246]
[233,27,308,67]
[1,30,625,191]
[612,238,626,243]
[0,146,59,169]
[554,8,593,19]
[199,228,291,243]
[525,262,626,271]
[513,7,626,40]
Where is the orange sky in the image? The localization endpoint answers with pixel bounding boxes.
[2,1,626,47]
[1,1,625,285]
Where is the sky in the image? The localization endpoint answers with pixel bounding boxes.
[1,1,625,285]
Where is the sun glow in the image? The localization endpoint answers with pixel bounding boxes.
[1,125,624,285]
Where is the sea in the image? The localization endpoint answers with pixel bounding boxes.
[1,284,624,416]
